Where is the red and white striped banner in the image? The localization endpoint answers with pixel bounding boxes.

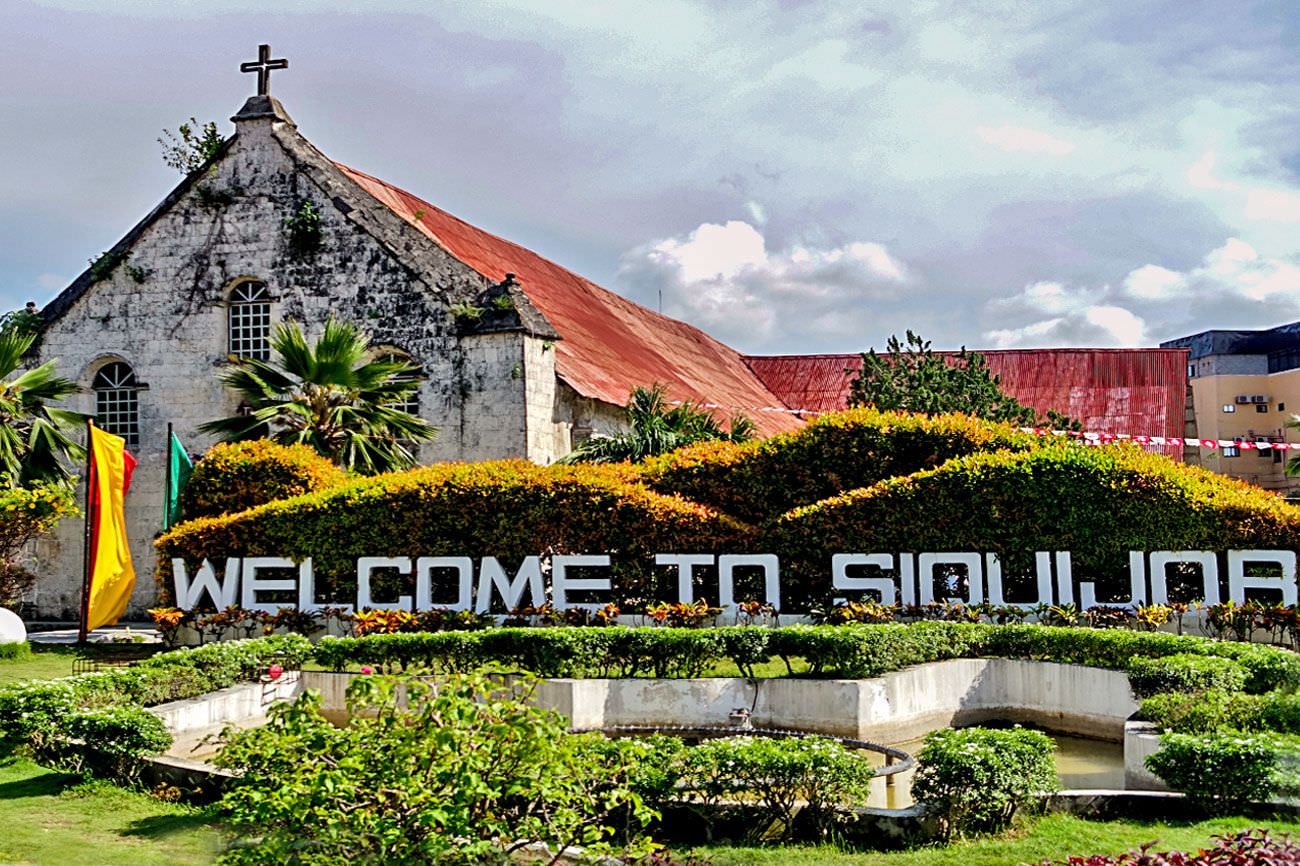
[1019,428,1293,451]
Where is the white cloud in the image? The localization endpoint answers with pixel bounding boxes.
[1244,188,1300,223]
[1187,150,1240,191]
[988,238,1300,348]
[621,217,908,348]
[975,125,1076,156]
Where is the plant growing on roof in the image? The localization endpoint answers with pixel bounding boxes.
[200,318,436,474]
[158,117,225,175]
[559,383,757,464]
[283,199,322,254]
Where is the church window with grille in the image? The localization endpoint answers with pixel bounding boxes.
[378,352,422,417]
[228,280,272,360]
[93,362,140,448]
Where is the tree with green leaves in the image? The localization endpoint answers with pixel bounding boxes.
[200,319,436,475]
[560,383,756,463]
[848,331,1079,429]
[0,329,84,488]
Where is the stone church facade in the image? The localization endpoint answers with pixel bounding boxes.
[26,92,800,621]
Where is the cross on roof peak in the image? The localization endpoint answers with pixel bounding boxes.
[240,44,288,96]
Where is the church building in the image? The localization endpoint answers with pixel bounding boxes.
[24,50,1189,621]
[27,52,801,620]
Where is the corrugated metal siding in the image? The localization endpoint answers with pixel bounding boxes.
[745,349,1191,453]
[336,164,802,437]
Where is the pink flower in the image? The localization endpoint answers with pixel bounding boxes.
[359,665,373,675]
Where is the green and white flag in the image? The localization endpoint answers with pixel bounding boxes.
[164,429,193,530]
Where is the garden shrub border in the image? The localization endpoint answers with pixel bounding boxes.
[312,622,1300,689]
[0,634,311,782]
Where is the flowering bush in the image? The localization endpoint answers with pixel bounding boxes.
[772,443,1300,609]
[0,481,76,608]
[180,439,348,520]
[911,726,1057,840]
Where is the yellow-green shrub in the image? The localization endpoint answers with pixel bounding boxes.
[159,460,753,606]
[772,444,1300,608]
[182,440,348,520]
[639,409,1040,525]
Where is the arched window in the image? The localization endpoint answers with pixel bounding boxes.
[92,362,139,448]
[228,280,272,361]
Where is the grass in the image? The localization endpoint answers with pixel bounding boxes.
[0,757,222,866]
[0,642,163,686]
[694,814,1300,865]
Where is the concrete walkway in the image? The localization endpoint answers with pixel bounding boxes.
[28,624,160,644]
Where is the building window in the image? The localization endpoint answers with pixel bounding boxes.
[228,280,272,361]
[377,352,422,417]
[1223,445,1241,457]
[1188,364,1196,378]
[92,362,139,448]
[1257,403,1270,413]
[1281,403,1288,412]
[1223,404,1236,413]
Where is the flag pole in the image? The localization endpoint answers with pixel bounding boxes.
[77,418,95,643]
[164,422,172,531]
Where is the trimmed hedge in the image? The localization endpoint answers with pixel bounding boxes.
[181,440,348,521]
[1146,732,1292,811]
[772,443,1300,608]
[1141,690,1300,735]
[1126,653,1248,699]
[0,634,311,779]
[159,460,753,607]
[640,409,1040,525]
[312,622,1300,687]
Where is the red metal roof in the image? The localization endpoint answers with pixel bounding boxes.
[336,164,802,437]
[745,349,1191,444]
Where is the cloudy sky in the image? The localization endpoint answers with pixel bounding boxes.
[4,1,1300,355]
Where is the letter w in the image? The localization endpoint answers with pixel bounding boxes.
[172,557,241,610]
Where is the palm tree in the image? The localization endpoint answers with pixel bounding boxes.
[0,329,83,487]
[559,383,756,463]
[201,319,436,474]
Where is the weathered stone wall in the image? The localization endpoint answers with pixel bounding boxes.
[25,105,612,620]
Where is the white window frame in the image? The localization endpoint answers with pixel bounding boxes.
[92,361,140,449]
[228,280,273,361]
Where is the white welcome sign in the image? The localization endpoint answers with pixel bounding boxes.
[172,549,1300,614]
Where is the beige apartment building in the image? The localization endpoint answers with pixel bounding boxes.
[1163,323,1300,492]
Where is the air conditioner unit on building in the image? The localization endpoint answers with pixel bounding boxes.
[1236,395,1251,404]
[1252,395,1270,404]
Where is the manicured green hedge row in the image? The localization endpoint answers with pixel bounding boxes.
[159,460,752,606]
[0,634,312,780]
[1126,653,1247,699]
[1141,689,1300,735]
[640,408,1040,525]
[313,623,1300,689]
[772,444,1300,608]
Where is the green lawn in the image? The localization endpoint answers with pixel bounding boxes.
[0,643,162,686]
[694,814,1300,865]
[0,758,222,866]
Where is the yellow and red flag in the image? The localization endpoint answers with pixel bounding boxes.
[81,426,137,636]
